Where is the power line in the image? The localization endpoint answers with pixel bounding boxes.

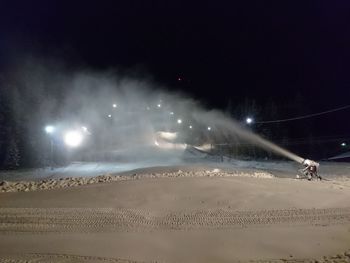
[256,104,350,124]
[214,136,350,146]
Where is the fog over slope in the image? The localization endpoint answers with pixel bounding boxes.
[1,58,303,167]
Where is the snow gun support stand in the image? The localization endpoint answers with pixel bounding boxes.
[296,159,322,181]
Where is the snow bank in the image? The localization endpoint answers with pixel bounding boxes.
[0,169,274,193]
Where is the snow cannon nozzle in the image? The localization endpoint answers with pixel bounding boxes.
[302,159,320,168]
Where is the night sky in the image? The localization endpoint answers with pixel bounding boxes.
[1,1,350,138]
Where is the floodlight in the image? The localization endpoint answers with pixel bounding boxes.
[45,125,55,134]
[246,117,253,124]
[64,130,83,147]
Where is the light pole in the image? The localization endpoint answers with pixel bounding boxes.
[45,125,55,170]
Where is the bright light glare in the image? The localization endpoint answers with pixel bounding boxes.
[82,126,88,132]
[45,125,55,134]
[207,126,211,131]
[154,140,186,150]
[157,104,161,108]
[112,104,117,108]
[64,131,83,147]
[170,111,174,115]
[195,144,211,151]
[156,131,177,141]
[189,125,193,129]
[177,119,182,124]
[108,114,112,118]
[246,117,253,124]
[341,142,347,147]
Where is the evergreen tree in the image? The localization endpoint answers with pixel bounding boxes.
[3,134,20,169]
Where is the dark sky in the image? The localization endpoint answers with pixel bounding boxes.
[1,1,350,116]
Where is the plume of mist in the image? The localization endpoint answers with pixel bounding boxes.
[2,58,304,167]
[192,110,304,163]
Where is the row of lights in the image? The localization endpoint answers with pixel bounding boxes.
[107,103,118,118]
[108,103,165,118]
[107,103,213,131]
[109,103,254,126]
[177,119,211,131]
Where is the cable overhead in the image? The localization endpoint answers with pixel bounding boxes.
[256,104,350,124]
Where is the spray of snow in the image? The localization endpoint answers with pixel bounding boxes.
[193,110,304,163]
[2,58,304,167]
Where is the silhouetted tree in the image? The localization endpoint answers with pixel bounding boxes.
[3,131,20,169]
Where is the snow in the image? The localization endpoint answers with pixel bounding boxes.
[0,146,349,182]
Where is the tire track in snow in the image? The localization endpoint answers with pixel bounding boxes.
[0,207,349,233]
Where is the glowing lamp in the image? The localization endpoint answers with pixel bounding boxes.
[64,131,83,147]
[246,117,253,124]
[45,125,55,134]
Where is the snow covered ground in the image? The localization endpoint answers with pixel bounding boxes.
[1,148,350,262]
[0,146,349,182]
[1,154,349,182]
[0,160,181,181]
